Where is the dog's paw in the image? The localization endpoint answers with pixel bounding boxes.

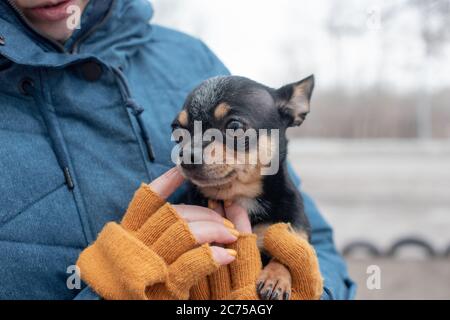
[256,260,292,300]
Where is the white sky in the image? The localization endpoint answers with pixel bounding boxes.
[151,0,450,93]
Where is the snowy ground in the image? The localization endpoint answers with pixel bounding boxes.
[288,139,450,299]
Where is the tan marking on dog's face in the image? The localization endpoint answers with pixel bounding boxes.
[177,110,189,127]
[213,102,231,120]
[199,141,263,200]
[183,131,278,201]
[199,175,262,200]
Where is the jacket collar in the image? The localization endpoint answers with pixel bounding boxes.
[64,0,115,53]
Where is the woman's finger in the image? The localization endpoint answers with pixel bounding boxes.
[210,200,225,217]
[172,204,235,228]
[173,204,222,222]
[210,246,237,265]
[148,167,184,199]
[189,221,239,245]
[208,200,225,216]
[224,202,252,233]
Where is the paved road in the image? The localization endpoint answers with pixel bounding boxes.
[287,139,450,299]
[289,139,450,252]
[347,258,450,300]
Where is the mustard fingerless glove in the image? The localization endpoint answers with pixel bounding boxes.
[264,223,323,300]
[77,184,220,300]
[190,225,324,301]
[189,234,262,300]
[226,234,262,299]
[77,184,323,300]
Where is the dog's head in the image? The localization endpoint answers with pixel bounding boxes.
[171,75,314,200]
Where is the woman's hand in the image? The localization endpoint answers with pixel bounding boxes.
[149,167,240,265]
[77,167,241,299]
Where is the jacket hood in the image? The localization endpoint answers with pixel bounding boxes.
[0,0,154,68]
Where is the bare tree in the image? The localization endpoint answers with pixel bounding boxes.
[409,0,450,138]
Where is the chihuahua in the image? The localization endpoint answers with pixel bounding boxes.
[171,74,316,300]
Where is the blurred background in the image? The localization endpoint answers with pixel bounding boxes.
[151,0,450,299]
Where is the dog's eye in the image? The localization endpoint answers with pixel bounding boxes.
[226,120,244,131]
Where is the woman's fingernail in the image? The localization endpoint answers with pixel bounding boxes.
[223,219,235,229]
[227,228,240,238]
[226,249,237,257]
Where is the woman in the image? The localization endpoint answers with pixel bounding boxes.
[0,0,355,299]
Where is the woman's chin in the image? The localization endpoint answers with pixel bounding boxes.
[28,20,75,42]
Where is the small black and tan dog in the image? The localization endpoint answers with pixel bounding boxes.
[171,75,315,300]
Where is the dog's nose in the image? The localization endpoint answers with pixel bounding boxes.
[180,147,203,170]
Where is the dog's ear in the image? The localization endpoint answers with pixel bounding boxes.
[276,75,314,127]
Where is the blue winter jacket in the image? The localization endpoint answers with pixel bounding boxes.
[0,0,355,300]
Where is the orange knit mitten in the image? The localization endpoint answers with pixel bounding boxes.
[77,184,220,300]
